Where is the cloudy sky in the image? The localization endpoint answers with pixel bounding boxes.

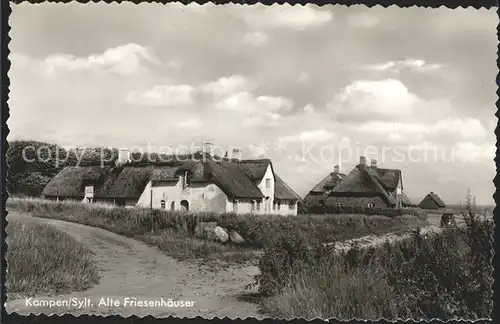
[8,4,497,205]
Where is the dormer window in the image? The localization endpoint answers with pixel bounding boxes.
[367,203,374,208]
[181,171,189,189]
[336,202,342,207]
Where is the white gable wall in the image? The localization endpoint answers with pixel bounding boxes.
[255,164,274,214]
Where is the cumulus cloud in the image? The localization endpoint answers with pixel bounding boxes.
[281,129,336,144]
[303,104,315,114]
[178,118,203,130]
[243,112,283,128]
[215,91,293,113]
[347,12,380,28]
[11,43,171,77]
[126,84,196,106]
[357,59,443,73]
[453,141,495,163]
[327,79,419,119]
[243,32,269,46]
[247,143,268,158]
[233,4,333,30]
[357,118,487,143]
[166,2,211,13]
[48,43,162,76]
[201,75,252,97]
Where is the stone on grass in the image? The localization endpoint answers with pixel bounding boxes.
[213,226,229,243]
[229,230,245,244]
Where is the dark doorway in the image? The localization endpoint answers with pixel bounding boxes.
[180,200,189,211]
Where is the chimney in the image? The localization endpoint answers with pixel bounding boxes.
[371,159,377,168]
[202,141,214,156]
[232,148,242,162]
[359,156,366,166]
[116,149,131,165]
[333,165,340,173]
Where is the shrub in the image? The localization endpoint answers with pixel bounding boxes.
[306,205,424,218]
[259,192,493,320]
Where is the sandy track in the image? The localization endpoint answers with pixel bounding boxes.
[328,214,467,251]
[5,215,263,319]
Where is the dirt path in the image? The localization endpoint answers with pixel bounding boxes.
[327,214,467,251]
[5,215,263,319]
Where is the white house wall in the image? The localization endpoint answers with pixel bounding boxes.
[274,200,298,216]
[256,164,275,214]
[225,198,258,214]
[136,180,227,213]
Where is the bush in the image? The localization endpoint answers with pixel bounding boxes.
[306,205,424,218]
[258,192,493,320]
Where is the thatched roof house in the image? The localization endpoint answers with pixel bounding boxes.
[418,192,446,210]
[42,148,301,215]
[305,156,414,211]
[303,165,346,208]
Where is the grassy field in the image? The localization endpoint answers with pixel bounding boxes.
[7,197,428,266]
[256,200,493,320]
[6,214,100,298]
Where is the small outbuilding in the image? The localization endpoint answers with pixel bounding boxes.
[418,192,446,210]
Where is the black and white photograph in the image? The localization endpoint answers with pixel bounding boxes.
[4,2,496,321]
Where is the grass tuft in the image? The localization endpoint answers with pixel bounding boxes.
[6,215,100,298]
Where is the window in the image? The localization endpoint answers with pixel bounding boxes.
[251,200,255,212]
[367,203,374,208]
[161,200,166,209]
[170,201,175,211]
[232,200,238,213]
[273,201,277,211]
[277,200,281,211]
[181,171,189,190]
[265,178,271,189]
[256,201,261,212]
[288,201,295,210]
[336,202,342,207]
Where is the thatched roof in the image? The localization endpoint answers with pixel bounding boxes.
[106,166,154,198]
[329,164,398,206]
[309,171,346,193]
[419,192,446,208]
[371,168,401,192]
[274,174,301,201]
[150,162,209,183]
[42,152,291,200]
[41,166,114,198]
[237,159,272,181]
[215,160,264,199]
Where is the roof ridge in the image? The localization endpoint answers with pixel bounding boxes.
[359,164,396,205]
